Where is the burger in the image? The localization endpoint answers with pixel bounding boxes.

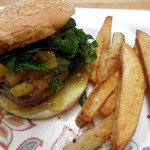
[0,0,97,119]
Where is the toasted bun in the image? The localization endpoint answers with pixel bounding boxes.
[0,70,88,119]
[0,0,75,54]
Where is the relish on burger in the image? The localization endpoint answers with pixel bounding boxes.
[0,0,97,119]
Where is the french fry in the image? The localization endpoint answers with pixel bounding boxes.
[97,32,125,83]
[64,113,114,150]
[90,16,112,83]
[133,38,148,88]
[76,71,119,127]
[136,30,150,86]
[111,43,145,150]
[98,33,124,116]
[100,88,117,116]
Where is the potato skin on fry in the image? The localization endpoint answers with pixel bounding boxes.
[133,38,148,88]
[133,39,141,57]
[64,113,114,150]
[136,30,150,87]
[111,43,145,150]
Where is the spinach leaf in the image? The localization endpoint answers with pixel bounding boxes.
[56,56,70,66]
[65,54,84,82]
[16,61,49,72]
[57,65,68,72]
[6,57,16,74]
[60,18,76,32]
[78,91,87,106]
[85,52,97,64]
[47,75,64,92]
[16,52,32,62]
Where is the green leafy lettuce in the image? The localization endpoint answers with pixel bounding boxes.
[79,91,87,106]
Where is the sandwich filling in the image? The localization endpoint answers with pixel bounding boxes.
[0,18,97,107]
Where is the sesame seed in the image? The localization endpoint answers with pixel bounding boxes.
[8,12,13,18]
[0,18,7,22]
[20,16,24,19]
[40,6,45,9]
[1,13,5,18]
[62,7,67,11]
[14,17,19,21]
[54,1,59,5]
[13,9,17,13]
[58,6,62,10]
[20,10,23,14]
[27,11,32,16]
[36,4,45,9]
[36,4,41,7]
[66,8,70,12]
[35,9,39,13]
[45,4,50,7]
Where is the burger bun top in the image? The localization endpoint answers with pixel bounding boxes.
[0,0,75,54]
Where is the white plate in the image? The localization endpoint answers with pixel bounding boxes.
[0,8,150,150]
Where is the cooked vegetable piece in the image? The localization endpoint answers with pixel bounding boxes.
[10,82,33,97]
[0,64,8,77]
[35,51,57,69]
[5,71,26,86]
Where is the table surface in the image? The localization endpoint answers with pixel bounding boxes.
[0,0,150,10]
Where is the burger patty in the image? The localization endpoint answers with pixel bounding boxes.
[0,83,48,107]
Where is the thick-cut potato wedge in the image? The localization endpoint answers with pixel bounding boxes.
[64,113,114,150]
[133,38,148,88]
[100,88,117,116]
[111,43,145,150]
[76,71,119,127]
[98,32,125,84]
[90,16,112,83]
[136,30,150,86]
